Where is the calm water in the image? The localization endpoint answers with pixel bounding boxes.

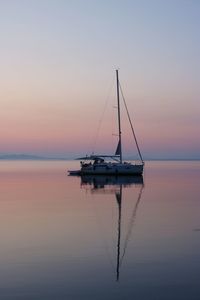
[0,160,200,300]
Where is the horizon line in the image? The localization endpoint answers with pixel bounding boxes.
[0,153,199,161]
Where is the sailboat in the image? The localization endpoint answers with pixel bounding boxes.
[68,70,144,176]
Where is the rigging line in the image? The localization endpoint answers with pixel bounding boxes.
[119,185,144,267]
[91,76,115,154]
[119,83,144,165]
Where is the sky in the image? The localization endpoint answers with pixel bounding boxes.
[0,0,199,159]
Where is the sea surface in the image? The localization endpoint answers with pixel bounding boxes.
[0,160,200,300]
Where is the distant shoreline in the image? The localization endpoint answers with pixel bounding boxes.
[0,154,68,161]
[0,155,199,162]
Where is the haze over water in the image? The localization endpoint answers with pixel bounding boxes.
[0,160,199,300]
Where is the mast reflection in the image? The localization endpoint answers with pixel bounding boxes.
[80,175,144,281]
[81,175,143,189]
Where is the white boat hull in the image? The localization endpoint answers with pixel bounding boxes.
[78,163,143,176]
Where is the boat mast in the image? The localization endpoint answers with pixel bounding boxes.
[116,70,122,163]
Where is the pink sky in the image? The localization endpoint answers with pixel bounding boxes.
[0,1,199,159]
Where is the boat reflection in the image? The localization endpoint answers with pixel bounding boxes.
[80,174,143,190]
[80,175,144,281]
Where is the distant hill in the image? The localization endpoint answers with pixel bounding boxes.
[0,154,68,160]
[0,154,198,161]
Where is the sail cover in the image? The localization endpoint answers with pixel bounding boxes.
[115,141,121,155]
